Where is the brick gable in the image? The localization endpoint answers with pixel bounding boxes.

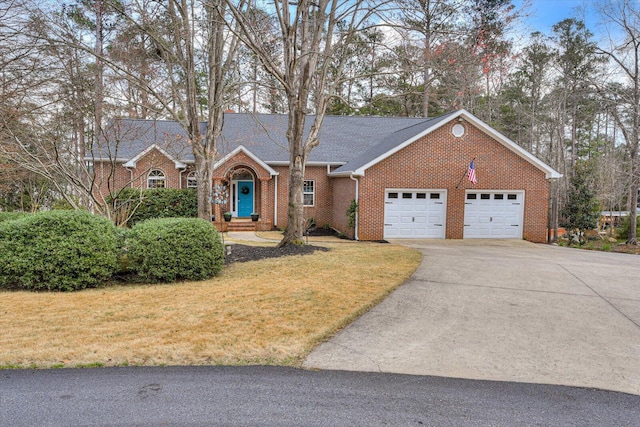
[355,120,549,242]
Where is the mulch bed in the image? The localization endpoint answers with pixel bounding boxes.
[224,244,329,264]
[610,244,640,255]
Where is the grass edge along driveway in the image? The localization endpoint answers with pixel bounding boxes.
[0,241,421,369]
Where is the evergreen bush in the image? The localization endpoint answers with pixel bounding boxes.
[109,188,197,226]
[0,210,119,291]
[616,215,640,240]
[126,217,224,283]
[561,163,600,245]
[0,212,29,223]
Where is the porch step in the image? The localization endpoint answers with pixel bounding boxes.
[227,218,256,232]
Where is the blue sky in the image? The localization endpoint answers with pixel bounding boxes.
[513,0,600,35]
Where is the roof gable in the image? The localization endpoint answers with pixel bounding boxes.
[214,145,279,177]
[330,109,561,179]
[123,144,186,169]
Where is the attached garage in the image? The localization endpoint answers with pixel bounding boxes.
[384,189,446,239]
[329,109,562,242]
[463,191,524,238]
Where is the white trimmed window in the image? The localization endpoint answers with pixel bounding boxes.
[147,169,166,188]
[303,180,315,206]
[186,171,197,189]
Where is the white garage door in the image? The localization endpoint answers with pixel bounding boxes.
[384,190,446,239]
[464,191,524,238]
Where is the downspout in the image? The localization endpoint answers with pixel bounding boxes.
[274,175,278,227]
[350,173,359,241]
[178,167,186,189]
[125,167,134,188]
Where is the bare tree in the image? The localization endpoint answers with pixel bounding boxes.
[595,0,639,244]
[228,0,379,245]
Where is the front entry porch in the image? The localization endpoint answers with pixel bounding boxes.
[211,155,276,233]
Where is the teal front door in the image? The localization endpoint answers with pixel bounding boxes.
[237,181,254,217]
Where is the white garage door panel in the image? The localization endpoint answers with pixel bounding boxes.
[384,190,446,239]
[464,192,524,239]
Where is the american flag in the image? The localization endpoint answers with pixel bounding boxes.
[467,160,477,184]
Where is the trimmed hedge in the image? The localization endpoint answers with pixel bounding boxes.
[0,212,29,223]
[126,217,224,283]
[0,210,119,291]
[111,188,197,226]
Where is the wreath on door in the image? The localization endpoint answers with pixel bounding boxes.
[241,185,250,195]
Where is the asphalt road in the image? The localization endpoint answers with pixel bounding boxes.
[2,366,638,426]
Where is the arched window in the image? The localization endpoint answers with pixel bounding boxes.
[147,169,166,188]
[186,171,197,189]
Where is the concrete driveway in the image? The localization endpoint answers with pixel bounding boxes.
[303,240,640,395]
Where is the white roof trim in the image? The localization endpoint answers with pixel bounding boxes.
[354,109,562,179]
[267,161,346,167]
[215,145,279,176]
[123,144,187,169]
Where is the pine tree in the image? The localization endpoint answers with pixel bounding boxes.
[562,162,601,245]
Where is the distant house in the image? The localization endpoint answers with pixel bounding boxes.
[88,109,561,242]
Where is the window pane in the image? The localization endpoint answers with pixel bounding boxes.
[187,172,197,189]
[147,170,166,189]
[494,194,504,200]
[303,180,314,206]
[480,194,490,200]
[467,194,477,200]
[303,180,314,192]
[508,194,517,200]
[416,193,426,199]
[430,193,440,199]
[388,192,398,199]
[402,193,412,199]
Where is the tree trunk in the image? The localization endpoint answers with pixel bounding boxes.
[279,154,306,246]
[195,153,213,221]
[628,162,638,245]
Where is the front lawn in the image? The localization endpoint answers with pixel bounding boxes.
[0,241,421,369]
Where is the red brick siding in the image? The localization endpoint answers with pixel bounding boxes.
[93,161,131,201]
[331,176,357,238]
[357,121,550,243]
[93,148,190,200]
[271,165,333,229]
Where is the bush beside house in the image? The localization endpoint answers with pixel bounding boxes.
[126,218,224,283]
[0,212,30,223]
[110,188,197,226]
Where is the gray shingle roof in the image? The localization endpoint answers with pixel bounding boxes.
[89,113,435,166]
[330,111,459,175]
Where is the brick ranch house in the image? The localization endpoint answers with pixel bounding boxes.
[89,109,561,242]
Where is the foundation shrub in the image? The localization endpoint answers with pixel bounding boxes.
[0,210,119,291]
[126,218,224,282]
[109,188,197,226]
[0,212,30,223]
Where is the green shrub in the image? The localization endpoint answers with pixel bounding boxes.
[109,188,197,226]
[616,215,639,240]
[0,212,29,223]
[126,217,224,283]
[0,210,119,291]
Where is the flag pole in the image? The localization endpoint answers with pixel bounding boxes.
[455,157,475,189]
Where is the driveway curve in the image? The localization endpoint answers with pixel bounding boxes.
[304,240,640,395]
